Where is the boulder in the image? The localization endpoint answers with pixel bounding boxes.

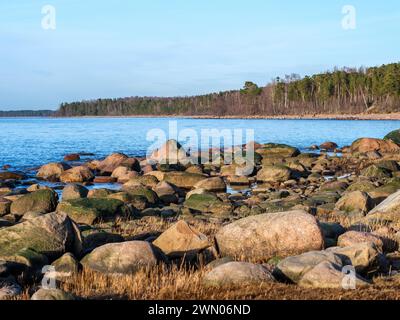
[0,212,81,260]
[62,184,88,201]
[184,193,232,215]
[60,166,94,183]
[153,221,210,258]
[111,166,138,182]
[351,138,400,154]
[384,129,400,145]
[122,184,158,204]
[31,288,76,300]
[256,165,292,183]
[337,231,384,250]
[367,190,400,225]
[194,177,227,192]
[82,232,124,254]
[0,171,26,181]
[215,210,324,261]
[51,252,80,277]
[0,198,11,216]
[93,176,117,184]
[319,142,338,151]
[334,191,373,213]
[298,261,370,289]
[87,188,115,199]
[150,139,188,164]
[36,163,70,181]
[97,153,128,174]
[10,189,58,216]
[57,198,129,225]
[81,241,159,275]
[63,154,80,161]
[326,243,380,273]
[163,172,206,189]
[276,250,343,283]
[360,165,391,179]
[203,262,275,287]
[256,143,300,158]
[123,175,159,188]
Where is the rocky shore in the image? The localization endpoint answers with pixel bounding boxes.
[2,129,400,300]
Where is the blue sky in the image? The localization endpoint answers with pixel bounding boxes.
[0,0,399,110]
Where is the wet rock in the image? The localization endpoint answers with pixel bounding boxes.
[153,220,210,259]
[57,198,129,225]
[111,166,139,183]
[203,262,275,287]
[97,153,128,174]
[215,210,324,261]
[0,212,81,260]
[351,138,400,154]
[37,163,70,181]
[64,154,80,161]
[0,171,27,181]
[62,184,88,201]
[256,143,300,158]
[319,142,338,151]
[93,176,117,184]
[10,189,58,216]
[60,166,94,183]
[81,241,159,275]
[87,188,116,199]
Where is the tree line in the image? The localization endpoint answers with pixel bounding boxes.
[49,62,400,117]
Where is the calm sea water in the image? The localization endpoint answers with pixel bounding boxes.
[0,117,399,170]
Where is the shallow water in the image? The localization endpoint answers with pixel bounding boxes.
[0,117,399,170]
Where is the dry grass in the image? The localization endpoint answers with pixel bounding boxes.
[13,266,400,301]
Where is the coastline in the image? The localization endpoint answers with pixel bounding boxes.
[48,112,400,121]
[2,112,400,121]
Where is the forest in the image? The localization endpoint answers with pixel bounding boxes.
[0,110,55,117]
[49,62,400,117]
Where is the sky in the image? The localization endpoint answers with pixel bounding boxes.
[0,0,399,110]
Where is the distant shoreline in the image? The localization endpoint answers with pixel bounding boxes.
[2,112,400,121]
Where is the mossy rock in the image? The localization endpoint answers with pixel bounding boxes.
[0,212,81,260]
[376,160,400,172]
[256,143,300,158]
[347,180,376,192]
[384,129,400,145]
[87,188,116,199]
[304,192,341,206]
[57,198,129,225]
[360,164,391,179]
[184,193,232,216]
[124,185,158,204]
[10,189,58,216]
